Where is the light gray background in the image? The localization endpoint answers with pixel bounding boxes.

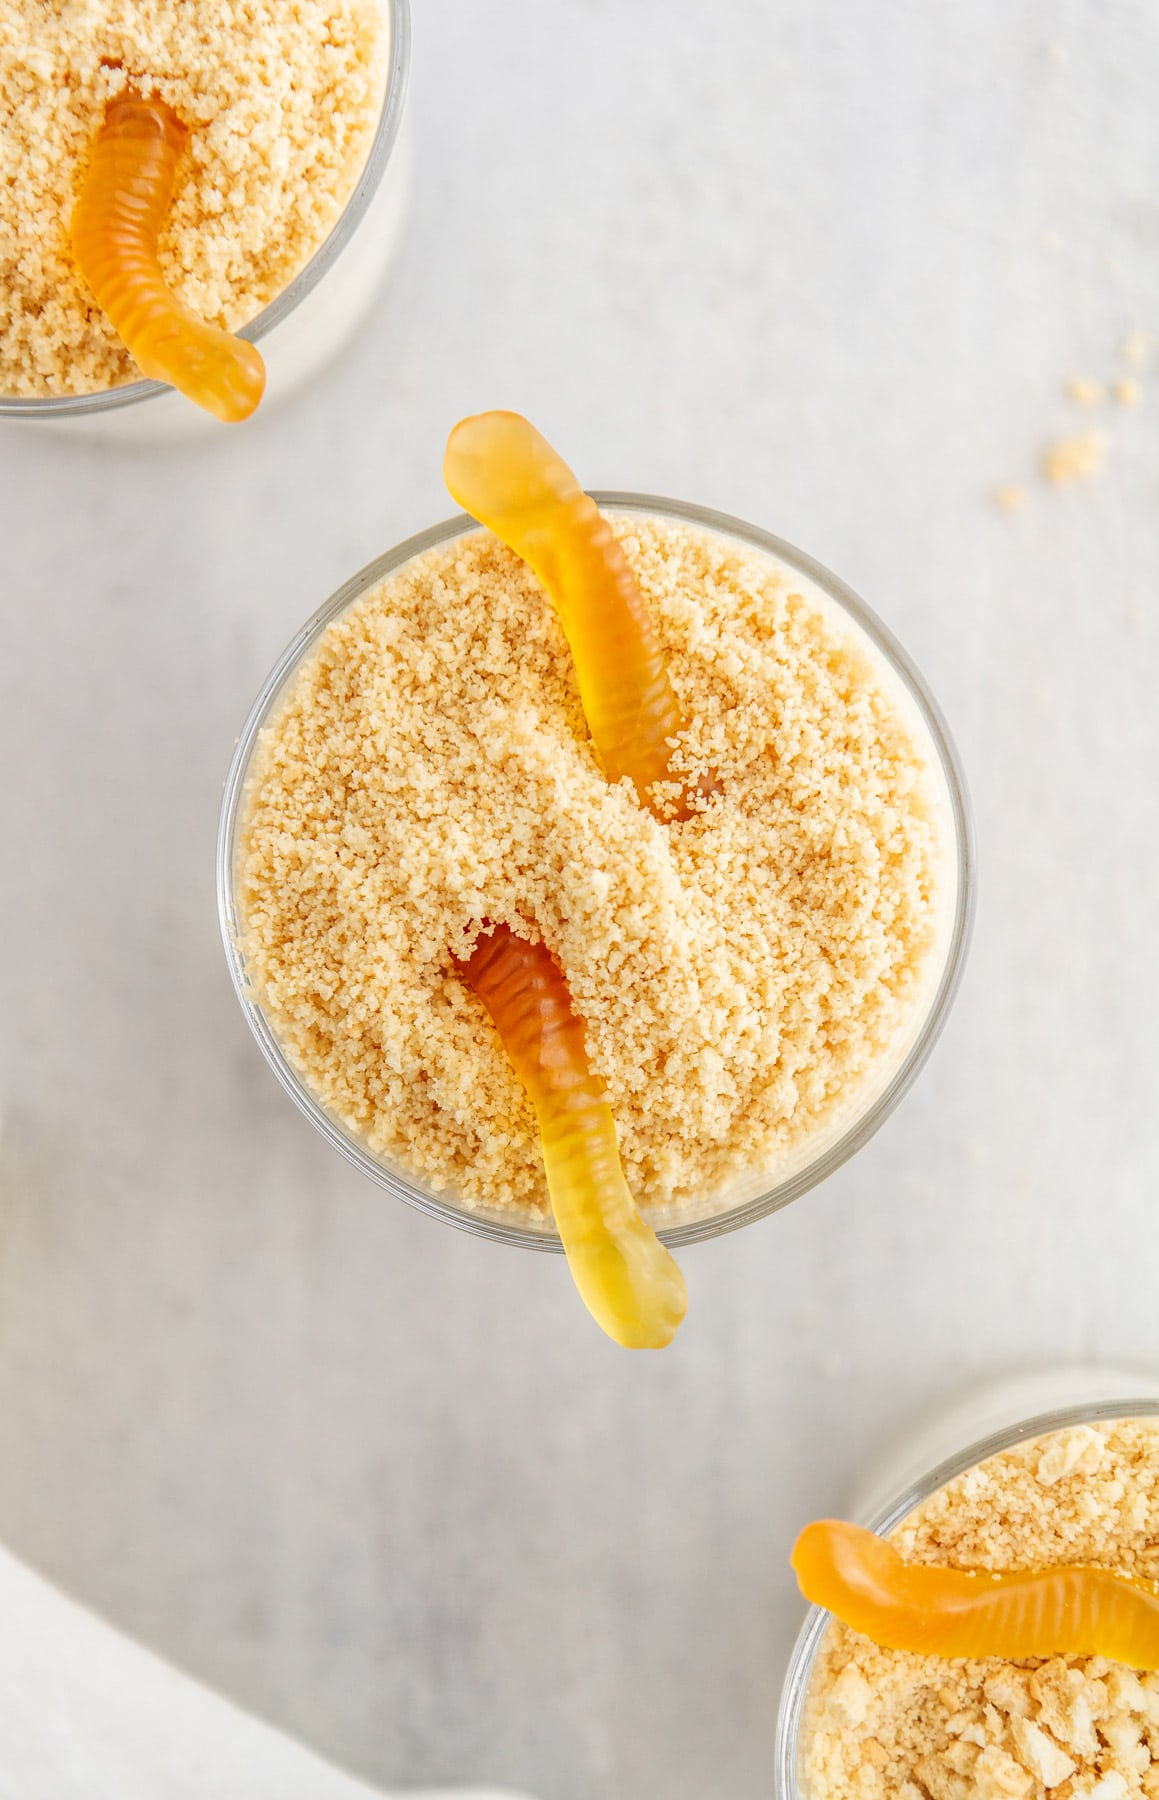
[2,2,1158,1796]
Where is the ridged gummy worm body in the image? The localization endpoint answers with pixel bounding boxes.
[444,411,710,819]
[457,923,687,1348]
[71,94,265,421]
[793,1519,1159,1670]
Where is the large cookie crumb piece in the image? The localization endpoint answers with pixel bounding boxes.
[1042,429,1108,485]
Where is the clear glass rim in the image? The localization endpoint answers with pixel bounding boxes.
[773,1393,1159,1800]
[217,494,976,1252]
[0,0,411,420]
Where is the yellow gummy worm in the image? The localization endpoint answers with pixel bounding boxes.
[444,411,701,819]
[793,1519,1159,1670]
[71,94,265,422]
[457,923,687,1349]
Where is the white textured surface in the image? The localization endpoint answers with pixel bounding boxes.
[1,2,1157,1798]
[0,1539,525,1800]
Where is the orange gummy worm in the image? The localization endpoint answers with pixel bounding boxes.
[792,1519,1159,1670]
[444,412,708,820]
[71,94,265,421]
[457,923,687,1348]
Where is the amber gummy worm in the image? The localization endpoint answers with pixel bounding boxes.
[444,411,713,821]
[71,94,265,421]
[456,924,687,1349]
[792,1518,1159,1670]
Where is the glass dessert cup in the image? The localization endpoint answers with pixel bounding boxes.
[775,1376,1159,1800]
[0,0,410,436]
[217,495,975,1252]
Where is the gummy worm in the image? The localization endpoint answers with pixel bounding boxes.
[444,412,710,819]
[71,94,266,421]
[792,1519,1159,1670]
[456,923,687,1348]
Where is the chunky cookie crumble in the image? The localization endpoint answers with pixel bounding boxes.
[803,1418,1159,1800]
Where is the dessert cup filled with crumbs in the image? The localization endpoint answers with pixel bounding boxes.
[0,0,409,431]
[218,495,973,1250]
[777,1385,1159,1800]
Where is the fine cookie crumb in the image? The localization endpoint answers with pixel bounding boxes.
[238,517,947,1219]
[1066,376,1106,407]
[0,0,386,397]
[802,1417,1159,1800]
[993,484,1028,514]
[1043,429,1108,485]
[1113,378,1141,409]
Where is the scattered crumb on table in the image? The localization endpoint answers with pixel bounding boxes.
[1042,429,1107,485]
[1065,375,1106,407]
